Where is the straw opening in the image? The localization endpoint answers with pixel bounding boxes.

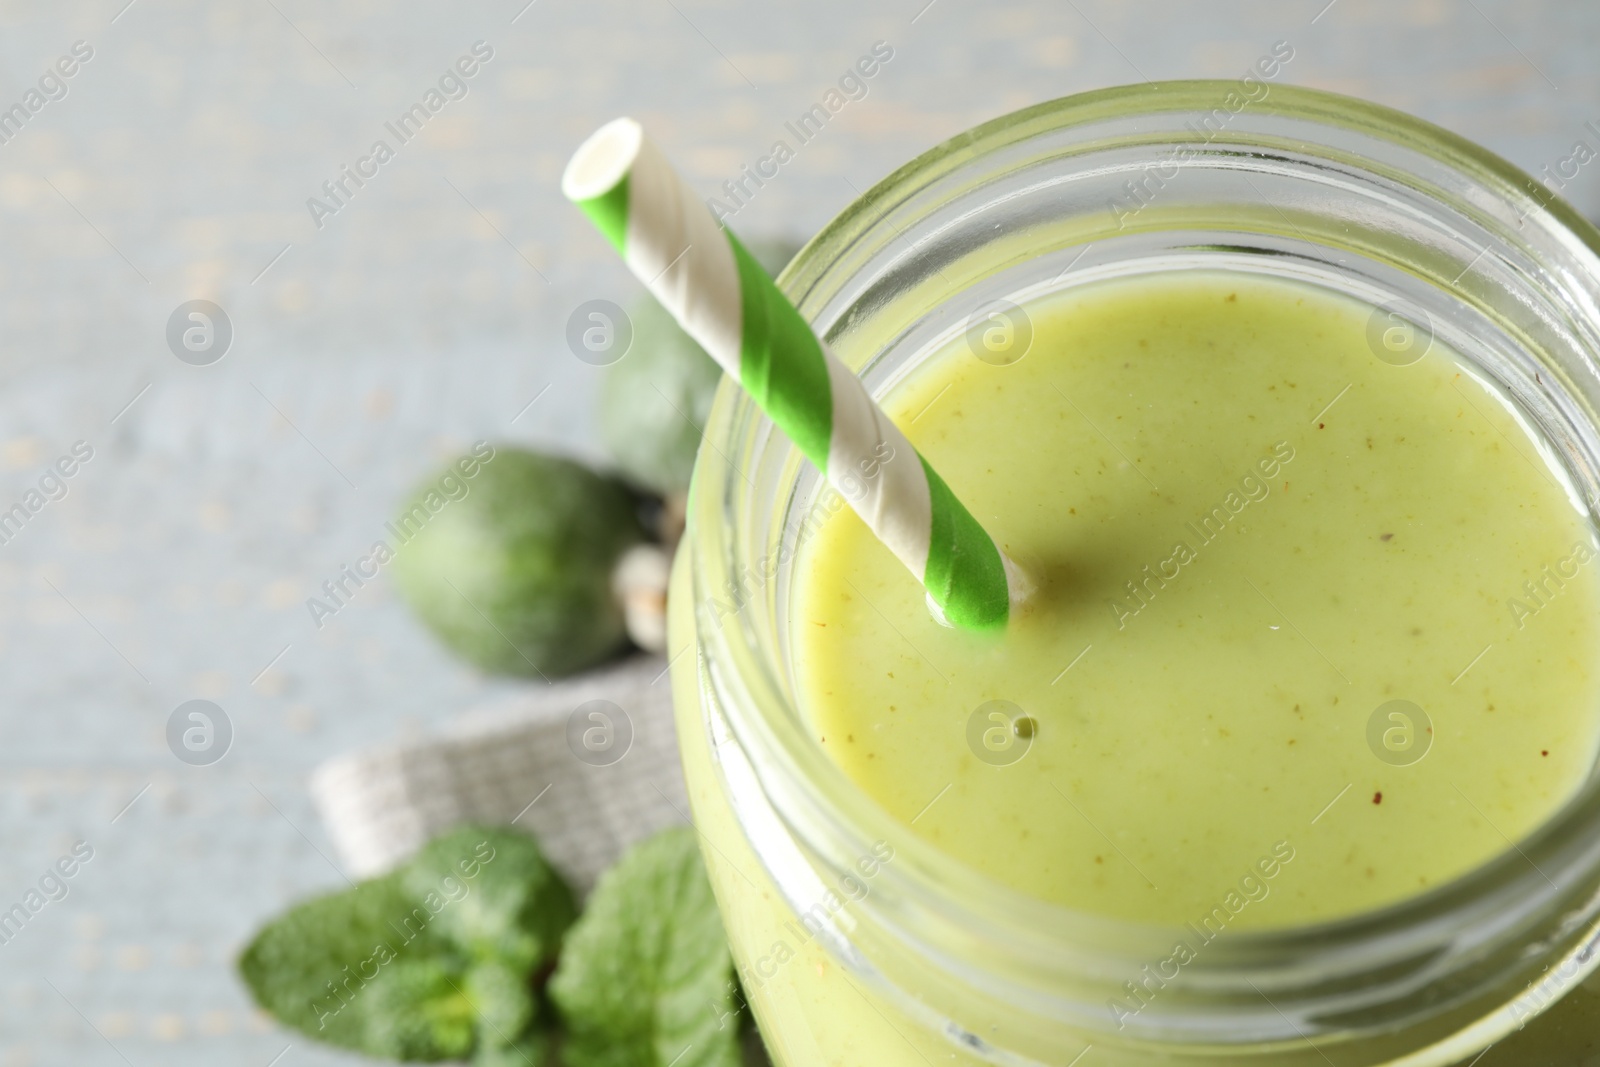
[561,117,643,201]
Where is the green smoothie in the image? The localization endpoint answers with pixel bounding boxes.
[671,270,1600,1066]
[794,271,1600,928]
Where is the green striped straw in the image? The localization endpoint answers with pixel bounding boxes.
[562,118,1029,632]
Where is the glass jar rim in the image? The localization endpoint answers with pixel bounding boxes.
[687,79,1600,1054]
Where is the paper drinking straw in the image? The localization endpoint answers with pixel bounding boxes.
[562,118,1029,632]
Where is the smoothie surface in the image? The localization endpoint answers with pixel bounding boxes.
[794,272,1600,927]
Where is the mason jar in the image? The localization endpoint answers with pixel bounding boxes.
[666,81,1600,1066]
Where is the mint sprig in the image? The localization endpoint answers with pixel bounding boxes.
[240,824,750,1066]
[238,825,572,1063]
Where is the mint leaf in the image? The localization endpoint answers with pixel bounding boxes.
[401,824,578,972]
[239,824,572,1062]
[360,957,477,1060]
[550,827,740,1067]
[464,958,537,1050]
[237,872,474,1059]
[473,1031,552,1067]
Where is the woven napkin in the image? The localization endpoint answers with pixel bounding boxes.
[309,655,688,894]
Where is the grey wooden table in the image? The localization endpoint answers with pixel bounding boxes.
[0,0,1595,1063]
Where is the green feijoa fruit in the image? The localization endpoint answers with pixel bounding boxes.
[392,447,644,678]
